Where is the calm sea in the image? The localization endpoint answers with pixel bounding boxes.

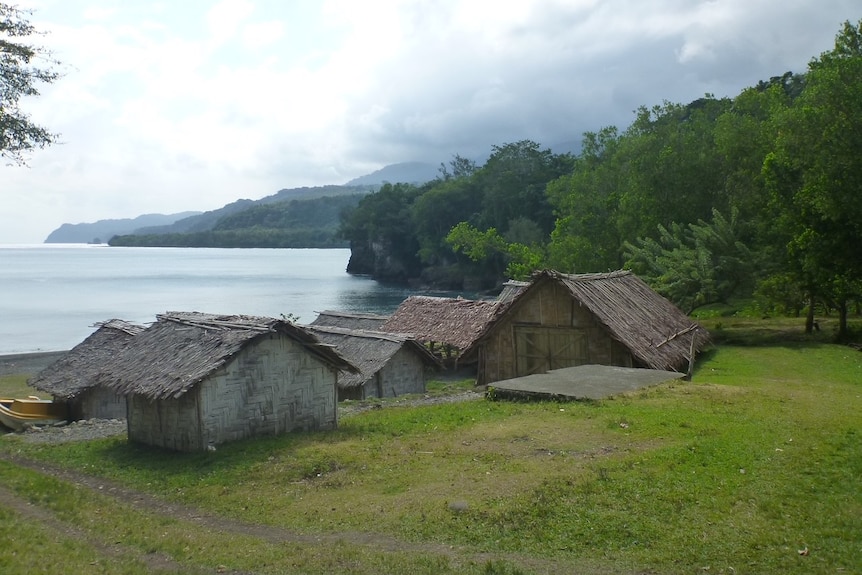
[0,245,443,355]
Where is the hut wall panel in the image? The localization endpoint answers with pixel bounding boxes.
[75,387,127,420]
[198,336,337,447]
[128,391,202,451]
[378,348,426,397]
[128,335,337,452]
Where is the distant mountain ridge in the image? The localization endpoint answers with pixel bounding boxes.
[44,162,441,243]
[44,212,201,244]
[345,162,439,186]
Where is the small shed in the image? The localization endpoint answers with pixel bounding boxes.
[28,319,145,420]
[380,296,504,363]
[461,270,709,386]
[100,312,356,452]
[305,325,440,400]
[310,310,390,331]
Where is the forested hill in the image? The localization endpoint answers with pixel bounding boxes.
[339,20,862,340]
[44,212,201,243]
[109,185,375,248]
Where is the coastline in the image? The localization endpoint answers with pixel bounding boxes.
[0,351,68,377]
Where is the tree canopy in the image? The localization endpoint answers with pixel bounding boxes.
[0,3,59,165]
[339,19,862,338]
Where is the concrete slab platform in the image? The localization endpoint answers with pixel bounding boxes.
[489,364,687,400]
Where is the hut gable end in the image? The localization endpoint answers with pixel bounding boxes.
[304,325,439,399]
[464,270,709,384]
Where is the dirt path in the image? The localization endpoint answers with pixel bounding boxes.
[0,452,581,575]
[0,482,201,574]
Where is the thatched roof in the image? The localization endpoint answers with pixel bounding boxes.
[380,296,505,351]
[310,310,390,331]
[28,319,146,399]
[100,312,356,400]
[304,325,440,388]
[466,270,709,372]
[497,280,529,303]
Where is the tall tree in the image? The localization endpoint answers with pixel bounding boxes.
[1,3,60,165]
[546,126,624,272]
[476,140,573,236]
[763,19,862,337]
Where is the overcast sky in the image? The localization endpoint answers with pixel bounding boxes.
[2,0,859,244]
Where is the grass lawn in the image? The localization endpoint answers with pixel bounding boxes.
[0,336,860,574]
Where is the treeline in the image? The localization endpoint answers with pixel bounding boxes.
[340,20,862,338]
[110,194,364,248]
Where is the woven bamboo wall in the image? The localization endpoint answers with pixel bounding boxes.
[128,392,201,450]
[73,387,127,420]
[128,335,338,451]
[377,347,426,398]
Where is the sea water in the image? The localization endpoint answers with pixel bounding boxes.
[0,245,437,354]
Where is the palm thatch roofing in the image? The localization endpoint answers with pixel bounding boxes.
[497,280,529,303]
[380,296,505,351]
[310,310,390,331]
[465,270,709,372]
[304,325,440,389]
[28,319,146,400]
[100,312,356,401]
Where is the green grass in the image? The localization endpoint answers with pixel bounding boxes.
[0,343,860,574]
[0,374,35,398]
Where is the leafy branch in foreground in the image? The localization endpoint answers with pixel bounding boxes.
[1,2,61,165]
[446,222,545,281]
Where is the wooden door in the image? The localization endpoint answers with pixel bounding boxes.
[515,326,588,377]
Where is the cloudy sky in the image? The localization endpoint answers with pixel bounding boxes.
[2,0,859,244]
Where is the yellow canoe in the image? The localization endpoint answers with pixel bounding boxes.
[0,397,69,432]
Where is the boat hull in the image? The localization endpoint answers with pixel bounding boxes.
[0,398,69,432]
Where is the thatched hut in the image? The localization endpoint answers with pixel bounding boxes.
[28,319,145,420]
[100,312,356,452]
[310,310,390,331]
[380,296,504,363]
[304,325,440,400]
[461,270,709,386]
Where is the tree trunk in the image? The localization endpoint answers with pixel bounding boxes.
[805,290,816,334]
[837,297,848,341]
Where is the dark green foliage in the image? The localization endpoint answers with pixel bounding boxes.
[109,194,362,248]
[0,3,60,164]
[339,183,424,281]
[624,209,755,313]
[341,19,861,320]
[762,19,862,337]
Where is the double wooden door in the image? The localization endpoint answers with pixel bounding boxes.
[514,326,588,377]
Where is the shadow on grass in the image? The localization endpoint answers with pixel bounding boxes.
[85,425,354,486]
[701,316,860,348]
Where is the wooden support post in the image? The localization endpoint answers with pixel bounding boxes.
[685,331,697,381]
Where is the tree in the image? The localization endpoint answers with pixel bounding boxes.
[445,222,544,282]
[762,19,862,338]
[1,3,59,165]
[476,140,573,237]
[624,209,754,313]
[546,126,624,272]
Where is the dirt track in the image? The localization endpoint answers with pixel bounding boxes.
[0,451,573,575]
